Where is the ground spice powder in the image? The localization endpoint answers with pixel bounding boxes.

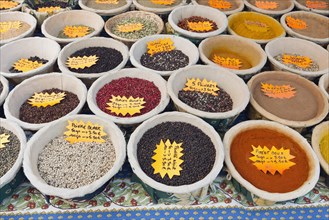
[320,131,329,164]
[230,128,310,193]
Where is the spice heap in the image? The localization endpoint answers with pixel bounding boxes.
[66,47,123,73]
[296,0,329,11]
[0,127,20,178]
[210,49,252,70]
[112,18,158,40]
[0,21,31,41]
[320,131,329,164]
[140,38,189,71]
[178,16,218,33]
[178,78,233,112]
[96,77,161,117]
[137,122,216,186]
[230,128,309,193]
[0,0,19,10]
[38,120,116,189]
[9,56,48,73]
[58,25,95,38]
[34,1,69,13]
[274,53,319,72]
[86,0,126,10]
[19,88,79,124]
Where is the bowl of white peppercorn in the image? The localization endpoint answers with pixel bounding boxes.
[0,118,27,203]
[23,114,126,200]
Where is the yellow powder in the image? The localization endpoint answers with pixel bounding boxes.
[320,132,329,164]
[228,12,285,40]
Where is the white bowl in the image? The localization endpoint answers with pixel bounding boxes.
[0,11,37,46]
[23,114,126,199]
[0,118,26,188]
[130,34,199,77]
[79,0,132,16]
[0,37,61,84]
[198,35,267,80]
[244,0,294,17]
[280,11,329,46]
[294,0,329,16]
[318,73,329,100]
[41,10,104,45]
[224,120,320,202]
[168,5,228,40]
[133,0,186,15]
[312,121,329,175]
[0,75,9,106]
[127,111,225,194]
[58,37,129,87]
[265,37,329,80]
[4,73,87,131]
[191,0,244,15]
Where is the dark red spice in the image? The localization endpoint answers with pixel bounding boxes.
[96,77,161,117]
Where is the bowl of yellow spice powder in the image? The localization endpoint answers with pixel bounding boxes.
[312,121,329,186]
[227,11,285,44]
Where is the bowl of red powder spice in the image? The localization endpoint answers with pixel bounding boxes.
[223,120,320,205]
[87,68,170,127]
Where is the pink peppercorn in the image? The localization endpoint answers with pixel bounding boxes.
[96,77,161,117]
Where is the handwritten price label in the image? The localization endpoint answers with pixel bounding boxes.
[28,92,66,108]
[282,54,313,69]
[147,38,175,56]
[95,0,119,4]
[151,0,175,5]
[208,0,232,9]
[66,55,99,70]
[0,21,21,33]
[212,55,242,70]
[261,82,296,99]
[117,23,143,33]
[63,26,91,38]
[255,1,278,10]
[244,20,270,33]
[286,16,307,30]
[106,95,146,117]
[0,1,19,9]
[12,58,44,72]
[183,78,219,96]
[37,6,61,13]
[187,21,213,32]
[0,133,10,149]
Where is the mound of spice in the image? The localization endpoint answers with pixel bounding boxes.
[0,127,20,178]
[178,16,218,33]
[96,77,161,117]
[111,17,159,40]
[66,47,123,73]
[34,1,69,12]
[38,136,116,189]
[58,25,95,38]
[9,56,48,73]
[274,53,319,72]
[86,0,127,10]
[0,0,19,10]
[320,131,329,164]
[178,78,233,112]
[137,121,216,186]
[19,88,79,124]
[0,21,31,41]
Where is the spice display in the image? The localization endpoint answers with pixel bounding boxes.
[38,136,116,189]
[0,21,31,41]
[34,1,69,12]
[66,47,123,73]
[210,49,252,70]
[178,78,233,112]
[196,0,239,11]
[85,0,126,10]
[229,12,284,40]
[136,0,182,8]
[137,122,216,186]
[58,25,95,38]
[19,88,79,124]
[111,18,158,40]
[230,128,309,193]
[274,53,319,72]
[9,56,48,73]
[0,127,20,178]
[296,0,329,10]
[178,16,218,33]
[285,15,329,39]
[0,0,18,10]
[320,131,329,164]
[140,50,189,71]
[96,77,161,117]
[248,0,291,11]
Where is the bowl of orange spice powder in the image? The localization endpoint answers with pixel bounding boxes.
[223,120,320,205]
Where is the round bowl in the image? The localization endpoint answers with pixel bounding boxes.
[312,121,329,175]
[318,73,329,100]
[294,0,329,16]
[244,0,294,17]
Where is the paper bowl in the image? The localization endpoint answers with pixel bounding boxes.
[129,34,199,77]
[223,120,320,203]
[4,73,87,131]
[0,37,61,84]
[198,35,267,81]
[168,5,228,40]
[41,10,104,45]
[191,0,244,15]
[58,37,129,87]
[265,37,329,80]
[87,68,170,127]
[0,11,37,46]
[318,73,329,101]
[23,114,126,199]
[127,111,225,194]
[133,0,186,15]
[0,75,9,106]
[244,0,294,17]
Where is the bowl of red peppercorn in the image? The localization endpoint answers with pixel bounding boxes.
[168,5,228,40]
[167,65,250,134]
[0,75,9,106]
[58,37,129,87]
[130,34,199,77]
[87,68,170,128]
[0,37,61,84]
[4,72,87,131]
